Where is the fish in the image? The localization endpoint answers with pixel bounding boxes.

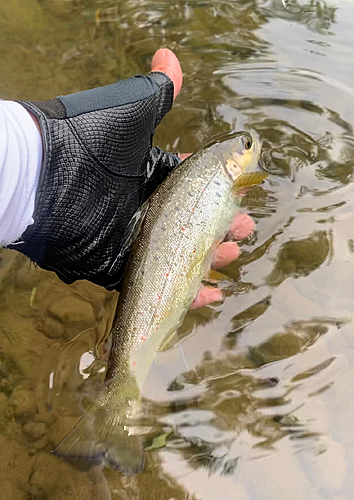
[52,131,264,474]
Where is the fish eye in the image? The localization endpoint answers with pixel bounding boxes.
[241,135,252,150]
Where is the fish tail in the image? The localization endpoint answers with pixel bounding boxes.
[52,402,144,474]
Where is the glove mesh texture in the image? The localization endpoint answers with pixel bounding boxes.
[7,74,180,290]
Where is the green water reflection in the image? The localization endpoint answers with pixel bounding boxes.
[0,0,354,499]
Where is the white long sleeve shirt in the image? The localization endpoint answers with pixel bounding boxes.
[0,101,42,245]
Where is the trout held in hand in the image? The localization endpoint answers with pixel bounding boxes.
[53,132,264,473]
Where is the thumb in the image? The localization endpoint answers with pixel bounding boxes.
[151,48,183,100]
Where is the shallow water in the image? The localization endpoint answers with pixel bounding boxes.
[0,0,354,498]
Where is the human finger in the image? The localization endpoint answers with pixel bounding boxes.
[151,48,183,99]
[213,241,241,269]
[190,284,223,310]
[188,215,255,309]
[228,213,255,240]
[178,153,192,161]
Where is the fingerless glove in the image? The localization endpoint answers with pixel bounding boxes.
[7,72,180,290]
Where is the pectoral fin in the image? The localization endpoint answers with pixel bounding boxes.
[206,269,233,283]
[157,330,180,352]
[232,172,268,194]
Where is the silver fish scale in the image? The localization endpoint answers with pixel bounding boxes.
[105,147,237,404]
[52,136,260,473]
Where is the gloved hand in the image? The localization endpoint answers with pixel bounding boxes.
[8,49,183,290]
[7,47,255,303]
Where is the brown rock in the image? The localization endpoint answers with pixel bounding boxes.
[46,297,96,340]
[38,317,66,339]
[29,452,102,500]
[36,401,50,414]
[23,422,47,440]
[0,392,8,406]
[48,297,95,325]
[0,393,11,431]
[35,411,57,426]
[0,435,34,499]
[33,435,48,451]
[10,386,36,417]
[47,414,81,449]
[1,480,28,500]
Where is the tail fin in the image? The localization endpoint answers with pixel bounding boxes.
[52,403,144,474]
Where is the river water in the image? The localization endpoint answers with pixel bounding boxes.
[0,0,353,499]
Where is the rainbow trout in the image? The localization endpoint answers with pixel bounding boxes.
[53,132,263,473]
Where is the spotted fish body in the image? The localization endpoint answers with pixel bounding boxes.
[53,133,262,473]
[109,147,236,391]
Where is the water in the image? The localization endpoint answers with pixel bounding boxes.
[0,0,353,498]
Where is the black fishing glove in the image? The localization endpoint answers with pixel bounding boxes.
[7,72,180,290]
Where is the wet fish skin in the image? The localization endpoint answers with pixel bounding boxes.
[53,132,262,473]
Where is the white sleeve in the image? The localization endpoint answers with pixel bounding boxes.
[0,100,42,246]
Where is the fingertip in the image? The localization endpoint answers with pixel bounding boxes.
[229,213,255,240]
[178,153,192,161]
[213,242,241,269]
[190,285,223,310]
[151,48,183,99]
[151,48,169,65]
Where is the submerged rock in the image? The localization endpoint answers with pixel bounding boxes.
[0,393,11,431]
[39,296,96,340]
[35,410,57,426]
[37,317,66,340]
[23,421,47,440]
[48,297,95,326]
[0,435,34,500]
[29,452,102,500]
[33,435,48,451]
[10,386,36,417]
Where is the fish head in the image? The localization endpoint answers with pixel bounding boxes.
[218,132,261,182]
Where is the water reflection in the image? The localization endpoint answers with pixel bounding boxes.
[159,316,345,479]
[0,0,354,498]
[264,0,337,34]
[266,231,331,286]
[225,295,272,347]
